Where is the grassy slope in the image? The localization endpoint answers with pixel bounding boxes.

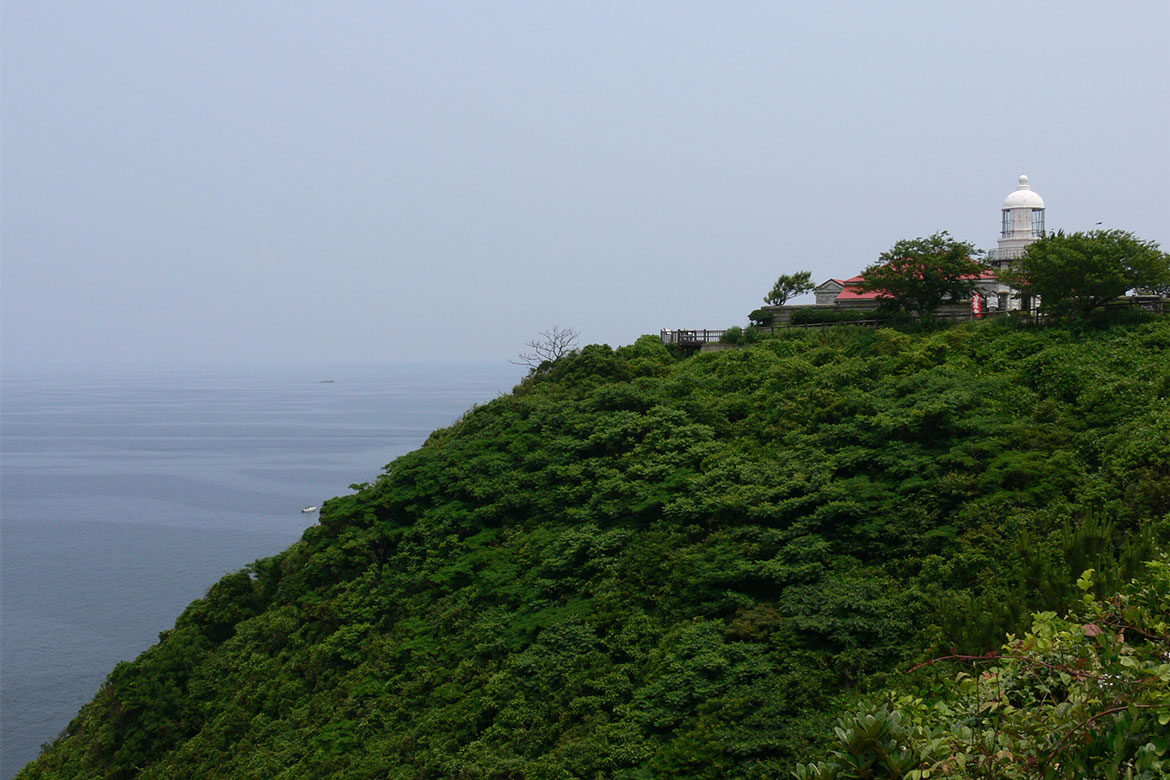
[20,319,1170,779]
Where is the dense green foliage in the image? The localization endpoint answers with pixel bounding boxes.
[860,232,985,320]
[749,308,776,327]
[1003,230,1170,317]
[20,319,1170,779]
[720,325,747,344]
[765,271,815,306]
[797,558,1170,779]
[788,308,878,325]
[719,326,768,345]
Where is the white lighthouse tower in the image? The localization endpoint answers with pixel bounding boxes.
[989,174,1045,267]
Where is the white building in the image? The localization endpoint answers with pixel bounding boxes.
[988,174,1046,266]
[979,174,1047,311]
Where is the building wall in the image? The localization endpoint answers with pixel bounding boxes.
[814,283,844,305]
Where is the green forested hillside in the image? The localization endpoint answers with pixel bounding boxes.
[21,319,1170,779]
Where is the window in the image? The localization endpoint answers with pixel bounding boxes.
[1031,209,1045,237]
[1002,210,1012,237]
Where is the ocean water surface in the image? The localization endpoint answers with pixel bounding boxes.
[0,364,521,778]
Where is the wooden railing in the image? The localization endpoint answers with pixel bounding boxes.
[660,329,727,346]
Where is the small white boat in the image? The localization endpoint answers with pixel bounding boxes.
[318,379,335,384]
[301,506,319,513]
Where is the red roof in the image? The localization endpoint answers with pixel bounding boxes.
[833,274,885,300]
[831,269,999,301]
[835,286,888,300]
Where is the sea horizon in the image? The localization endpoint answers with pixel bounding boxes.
[0,363,524,778]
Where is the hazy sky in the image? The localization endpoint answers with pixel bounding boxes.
[3,1,1168,371]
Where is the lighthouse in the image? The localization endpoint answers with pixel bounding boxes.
[989,174,1045,266]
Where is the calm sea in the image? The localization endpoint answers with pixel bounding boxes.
[0,364,521,778]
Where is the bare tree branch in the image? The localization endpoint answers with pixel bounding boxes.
[511,326,580,371]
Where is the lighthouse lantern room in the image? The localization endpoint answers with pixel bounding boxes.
[990,174,1045,266]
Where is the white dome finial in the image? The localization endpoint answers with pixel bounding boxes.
[1002,174,1043,209]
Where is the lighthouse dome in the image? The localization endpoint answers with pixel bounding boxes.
[1002,174,1045,209]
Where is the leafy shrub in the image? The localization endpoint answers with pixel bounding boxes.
[748,308,775,326]
[720,326,745,344]
[797,560,1170,780]
[789,307,873,325]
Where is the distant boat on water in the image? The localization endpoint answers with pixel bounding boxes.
[318,379,335,384]
[301,506,319,513]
